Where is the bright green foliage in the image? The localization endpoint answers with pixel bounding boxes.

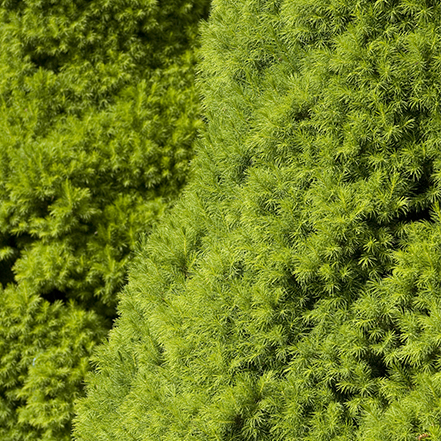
[74,1,441,441]
[0,0,209,439]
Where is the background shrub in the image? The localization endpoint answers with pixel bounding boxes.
[0,0,210,439]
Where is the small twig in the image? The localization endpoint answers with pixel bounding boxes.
[418,433,430,441]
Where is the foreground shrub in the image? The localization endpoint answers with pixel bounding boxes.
[74,1,441,440]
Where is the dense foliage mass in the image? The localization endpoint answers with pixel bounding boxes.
[0,283,106,441]
[73,0,441,440]
[0,0,210,439]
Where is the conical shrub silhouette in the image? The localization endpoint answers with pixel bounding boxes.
[0,0,210,439]
[74,1,441,440]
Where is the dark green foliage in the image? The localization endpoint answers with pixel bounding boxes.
[0,0,209,308]
[0,283,106,441]
[0,0,209,439]
[74,1,441,441]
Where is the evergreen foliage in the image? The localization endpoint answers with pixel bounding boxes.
[0,0,210,439]
[0,283,106,441]
[74,1,441,441]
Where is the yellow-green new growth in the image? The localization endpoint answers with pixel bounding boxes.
[74,1,441,440]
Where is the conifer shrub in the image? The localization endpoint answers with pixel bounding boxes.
[74,1,441,441]
[0,283,106,441]
[0,0,210,439]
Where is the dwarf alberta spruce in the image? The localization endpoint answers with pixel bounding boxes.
[73,0,441,440]
[0,283,106,441]
[0,0,210,440]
